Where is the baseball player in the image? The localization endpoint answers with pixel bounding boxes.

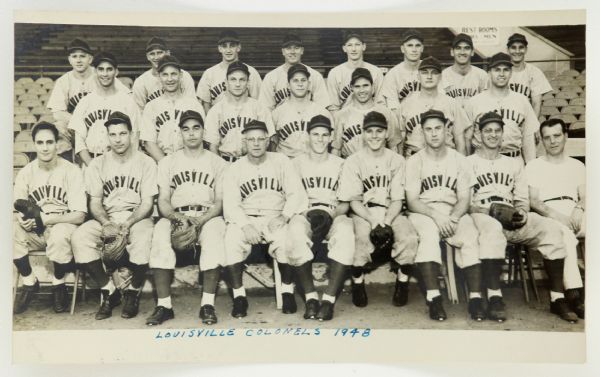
[205,61,275,162]
[131,37,196,111]
[140,55,205,162]
[405,109,483,321]
[337,111,418,310]
[466,111,577,323]
[380,29,424,111]
[332,68,402,158]
[526,118,585,318]
[13,122,87,314]
[326,30,384,111]
[272,64,333,158]
[222,120,308,318]
[71,111,157,320]
[68,52,141,166]
[258,33,330,111]
[464,52,538,163]
[285,115,354,321]
[145,110,227,326]
[399,56,468,157]
[196,30,262,114]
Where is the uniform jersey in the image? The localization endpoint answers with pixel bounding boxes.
[14,158,87,215]
[196,62,262,106]
[293,153,344,214]
[140,94,205,155]
[525,156,585,215]
[272,100,332,158]
[85,150,158,214]
[68,90,141,155]
[338,148,405,207]
[333,103,401,158]
[405,148,472,206]
[131,68,196,110]
[466,153,528,209]
[440,65,488,107]
[509,62,553,102]
[157,149,226,209]
[380,61,421,110]
[258,64,330,110]
[204,95,275,158]
[326,61,384,109]
[464,90,539,154]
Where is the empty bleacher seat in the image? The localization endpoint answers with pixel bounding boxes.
[579,114,585,122]
[14,114,37,127]
[31,106,49,117]
[570,97,585,106]
[14,106,30,116]
[14,140,36,153]
[16,77,35,87]
[35,77,54,87]
[540,106,559,117]
[38,114,56,123]
[542,98,568,108]
[541,92,555,100]
[13,153,29,168]
[550,113,578,124]
[15,130,33,143]
[14,87,26,97]
[555,91,579,100]
[27,86,47,96]
[562,105,585,115]
[39,93,50,105]
[560,69,580,78]
[570,121,585,132]
[20,98,42,109]
[561,85,583,94]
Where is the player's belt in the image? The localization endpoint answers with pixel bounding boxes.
[176,205,209,212]
[500,150,521,158]
[310,202,336,209]
[221,155,238,162]
[480,196,512,205]
[90,151,104,158]
[367,202,387,208]
[543,196,576,203]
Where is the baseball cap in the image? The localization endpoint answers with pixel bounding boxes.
[350,67,373,85]
[420,109,448,124]
[92,51,118,68]
[157,55,182,72]
[226,61,250,77]
[287,63,310,81]
[104,111,132,129]
[507,33,528,47]
[241,119,268,134]
[487,52,513,69]
[477,111,504,129]
[66,38,93,55]
[218,30,240,45]
[146,37,168,52]
[343,30,364,44]
[363,111,388,130]
[401,29,423,44]
[452,33,473,48]
[178,110,204,128]
[307,114,333,133]
[418,56,442,72]
[282,33,303,48]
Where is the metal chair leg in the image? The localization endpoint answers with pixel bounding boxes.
[444,243,459,304]
[524,249,540,302]
[273,260,283,309]
[516,246,530,303]
[70,270,80,315]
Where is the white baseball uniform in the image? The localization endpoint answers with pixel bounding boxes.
[196,62,262,106]
[326,62,384,110]
[380,61,421,110]
[440,65,488,107]
[132,68,196,110]
[508,63,553,103]
[258,64,330,110]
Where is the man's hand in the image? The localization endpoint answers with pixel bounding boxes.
[242,224,263,245]
[432,212,457,239]
[514,208,528,229]
[188,215,209,230]
[18,216,36,232]
[267,215,288,233]
[570,207,584,234]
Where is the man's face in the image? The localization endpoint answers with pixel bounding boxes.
[342,37,366,62]
[422,118,446,149]
[289,72,309,99]
[480,122,503,150]
[508,42,527,64]
[418,68,441,90]
[146,48,168,69]
[68,50,92,73]
[489,64,512,88]
[451,42,474,65]
[226,70,249,97]
[34,129,58,163]
[107,122,131,155]
[243,129,269,158]
[541,124,567,156]
[180,119,204,149]
[363,126,387,151]
[282,44,304,65]
[351,77,373,104]
[400,38,424,63]
[308,127,332,154]
[218,42,241,63]
[159,65,181,93]
[95,61,118,88]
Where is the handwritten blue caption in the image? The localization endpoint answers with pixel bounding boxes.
[154,327,371,339]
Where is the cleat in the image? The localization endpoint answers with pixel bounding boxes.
[551,298,578,323]
[146,305,174,326]
[199,305,218,325]
[316,301,334,321]
[487,296,507,323]
[95,289,122,320]
[13,280,40,314]
[351,281,368,308]
[281,292,297,314]
[303,299,319,320]
[427,295,447,321]
[231,296,248,318]
[468,297,486,321]
[392,280,409,307]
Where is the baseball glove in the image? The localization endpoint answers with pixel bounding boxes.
[489,203,527,231]
[306,209,333,242]
[369,224,394,265]
[171,218,198,252]
[14,199,45,235]
[100,222,129,269]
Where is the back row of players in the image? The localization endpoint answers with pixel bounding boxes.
[13,29,584,326]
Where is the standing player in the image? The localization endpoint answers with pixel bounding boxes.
[399,56,468,156]
[526,118,585,318]
[272,64,332,158]
[258,33,330,111]
[140,55,205,162]
[326,30,384,111]
[332,68,402,157]
[337,111,418,309]
[68,52,141,166]
[466,112,577,323]
[405,109,483,321]
[222,120,308,318]
[145,110,227,326]
[381,29,424,111]
[464,52,538,163]
[205,62,275,162]
[13,122,87,314]
[71,112,157,320]
[131,37,196,111]
[196,30,262,114]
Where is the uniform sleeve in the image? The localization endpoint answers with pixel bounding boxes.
[157,156,171,191]
[456,155,475,192]
[46,75,68,112]
[131,75,148,110]
[281,156,309,218]
[204,106,221,145]
[337,157,363,202]
[223,164,251,227]
[381,69,401,110]
[141,157,159,197]
[331,110,345,151]
[66,165,88,213]
[213,156,227,197]
[85,160,104,198]
[310,71,331,109]
[531,66,553,97]
[258,71,277,110]
[372,66,385,103]
[404,155,422,194]
[258,103,276,137]
[451,99,469,134]
[390,157,406,202]
[248,66,263,100]
[521,100,540,137]
[68,97,89,154]
[13,166,30,201]
[512,159,529,206]
[479,70,489,93]
[326,67,342,109]
[384,107,402,148]
[196,69,212,103]
[181,70,196,98]
[523,159,541,189]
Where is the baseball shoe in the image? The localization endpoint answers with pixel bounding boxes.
[282,293,297,314]
[52,283,69,313]
[199,305,218,325]
[566,290,585,319]
[550,298,578,323]
[303,299,320,320]
[95,289,122,320]
[468,297,486,321]
[351,281,368,307]
[427,295,447,321]
[392,280,409,307]
[231,296,248,318]
[486,296,507,322]
[13,280,40,314]
[121,289,141,319]
[146,306,174,326]
[316,301,334,321]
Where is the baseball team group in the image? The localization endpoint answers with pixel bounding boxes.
[13,28,585,327]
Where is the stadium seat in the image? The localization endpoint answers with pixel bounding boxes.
[541,92,555,100]
[555,91,579,100]
[14,140,36,153]
[562,105,585,115]
[542,98,568,108]
[16,77,34,86]
[560,69,580,78]
[555,79,572,88]
[569,97,585,106]
[14,106,30,116]
[38,114,56,123]
[31,106,50,117]
[550,113,578,124]
[27,86,47,96]
[118,77,134,89]
[570,121,585,131]
[18,92,40,102]
[14,114,37,128]
[540,106,559,117]
[15,130,33,143]
[561,85,583,94]
[20,98,42,109]
[39,93,50,105]
[13,153,29,168]
[35,77,54,87]
[579,114,585,122]
[14,87,26,97]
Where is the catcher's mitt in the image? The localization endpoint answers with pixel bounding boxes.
[100,222,129,269]
[369,224,394,265]
[306,209,333,242]
[489,203,527,231]
[171,218,198,252]
[14,199,45,235]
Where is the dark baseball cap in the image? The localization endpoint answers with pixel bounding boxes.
[218,30,240,45]
[401,29,424,44]
[420,109,447,124]
[178,110,204,128]
[287,63,310,81]
[488,52,513,69]
[92,51,118,68]
[363,111,387,130]
[350,67,373,85]
[507,33,528,47]
[477,111,504,130]
[66,38,93,55]
[282,33,303,48]
[452,33,473,48]
[226,61,250,77]
[104,111,132,129]
[146,37,168,52]
[241,119,268,134]
[157,55,182,72]
[343,30,364,44]
[418,56,442,72]
[307,114,333,132]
